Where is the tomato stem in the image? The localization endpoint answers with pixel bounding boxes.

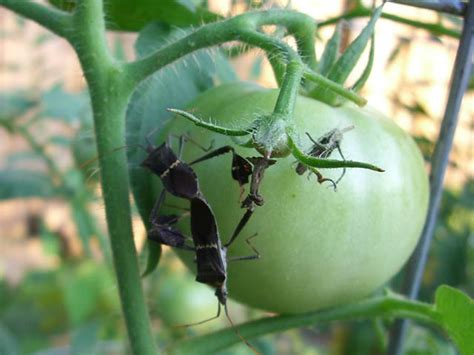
[170,293,442,354]
[273,60,305,116]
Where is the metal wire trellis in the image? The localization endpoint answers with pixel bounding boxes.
[384,0,474,354]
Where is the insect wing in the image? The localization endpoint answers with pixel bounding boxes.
[190,198,226,287]
[141,143,200,199]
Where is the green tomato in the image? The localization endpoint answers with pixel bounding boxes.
[165,82,429,314]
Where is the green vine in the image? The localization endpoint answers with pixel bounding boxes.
[170,293,441,354]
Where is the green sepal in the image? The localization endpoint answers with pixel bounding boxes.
[168,108,252,137]
[287,133,384,172]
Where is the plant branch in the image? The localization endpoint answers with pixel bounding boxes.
[70,0,156,353]
[125,10,317,87]
[171,294,441,355]
[0,0,73,39]
[317,5,461,38]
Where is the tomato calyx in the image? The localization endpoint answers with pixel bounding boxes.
[168,107,384,174]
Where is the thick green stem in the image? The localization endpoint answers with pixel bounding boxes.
[71,1,156,354]
[125,10,316,86]
[273,60,304,116]
[171,295,441,355]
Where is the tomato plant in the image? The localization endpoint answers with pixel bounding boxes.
[165,82,429,313]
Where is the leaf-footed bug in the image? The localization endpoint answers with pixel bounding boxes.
[295,126,354,189]
[141,135,260,353]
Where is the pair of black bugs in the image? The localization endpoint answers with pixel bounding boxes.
[139,127,349,350]
[140,135,265,351]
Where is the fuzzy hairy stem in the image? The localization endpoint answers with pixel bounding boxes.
[125,10,316,86]
[171,294,441,355]
[70,1,156,354]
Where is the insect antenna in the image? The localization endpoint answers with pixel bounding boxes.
[224,304,260,355]
[78,143,149,171]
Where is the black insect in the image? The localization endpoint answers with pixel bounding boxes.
[295,126,354,188]
[141,136,259,352]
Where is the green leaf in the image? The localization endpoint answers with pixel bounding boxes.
[41,83,89,123]
[49,0,221,32]
[327,5,382,85]
[317,23,341,76]
[311,6,383,105]
[435,285,474,355]
[404,324,457,355]
[352,34,374,93]
[141,241,162,278]
[0,170,56,199]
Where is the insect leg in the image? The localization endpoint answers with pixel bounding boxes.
[189,145,235,165]
[224,209,254,248]
[174,133,214,152]
[149,190,195,250]
[174,301,222,328]
[149,189,166,225]
[228,233,260,261]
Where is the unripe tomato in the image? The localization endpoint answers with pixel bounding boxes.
[165,82,429,314]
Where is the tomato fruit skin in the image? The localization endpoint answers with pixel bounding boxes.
[165,82,429,314]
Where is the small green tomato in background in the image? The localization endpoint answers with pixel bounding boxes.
[167,82,429,314]
[154,268,224,331]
